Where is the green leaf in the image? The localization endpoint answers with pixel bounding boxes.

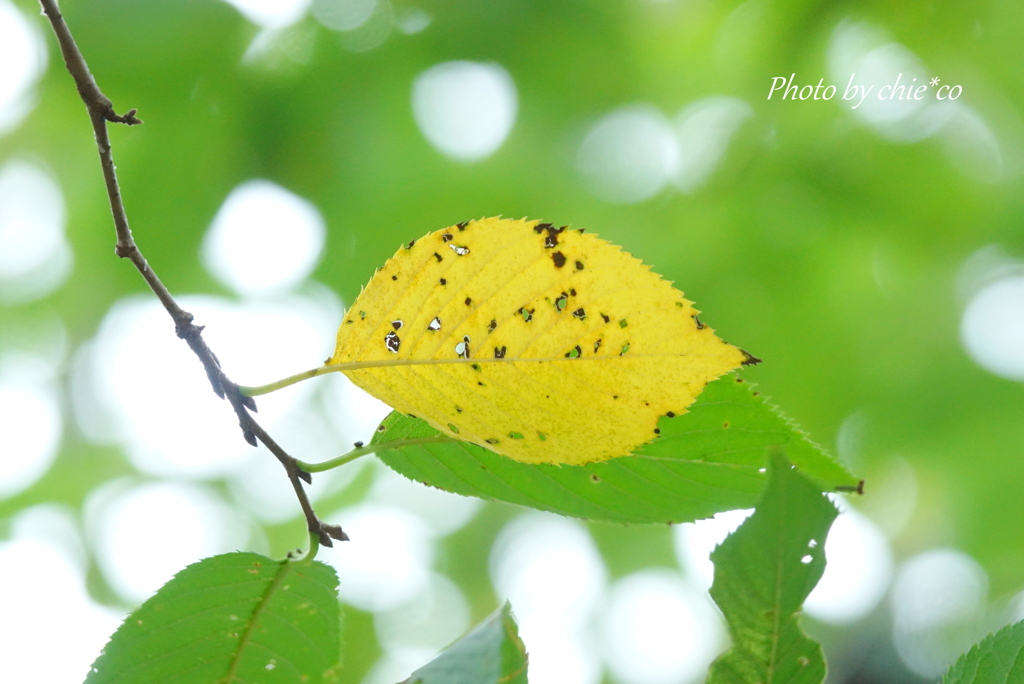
[942,620,1024,684]
[86,552,341,684]
[401,602,528,684]
[705,452,838,684]
[373,375,857,524]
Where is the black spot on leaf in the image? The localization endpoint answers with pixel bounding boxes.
[619,318,628,328]
[488,319,497,333]
[554,292,568,312]
[385,331,401,353]
[601,313,610,323]
[572,307,586,320]
[694,315,704,330]
[457,221,469,231]
[442,233,453,242]
[465,296,472,306]
[594,339,602,353]
[439,278,447,286]
[519,307,534,322]
[391,320,403,330]
[666,411,675,418]
[740,349,762,366]
[575,260,584,270]
[392,275,398,281]
[565,345,582,359]
[433,252,443,262]
[494,346,507,358]
[551,251,567,268]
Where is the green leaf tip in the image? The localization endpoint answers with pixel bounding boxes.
[372,374,857,525]
[86,552,341,684]
[400,602,528,684]
[706,452,839,684]
[942,619,1024,684]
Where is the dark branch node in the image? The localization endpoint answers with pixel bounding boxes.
[322,523,349,542]
[105,107,143,125]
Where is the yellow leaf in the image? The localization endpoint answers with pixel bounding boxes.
[328,217,748,465]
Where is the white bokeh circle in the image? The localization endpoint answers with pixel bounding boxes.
[0,354,62,498]
[602,569,725,684]
[220,0,312,29]
[412,61,518,162]
[576,105,678,204]
[0,0,47,134]
[0,159,73,303]
[804,504,893,624]
[87,480,245,603]
[961,275,1024,381]
[202,180,326,297]
[321,503,435,612]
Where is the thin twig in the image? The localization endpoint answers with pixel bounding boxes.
[38,0,344,548]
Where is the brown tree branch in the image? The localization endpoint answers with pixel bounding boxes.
[38,0,345,548]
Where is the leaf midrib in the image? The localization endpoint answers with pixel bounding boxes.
[327,352,736,372]
[768,502,786,684]
[221,559,294,684]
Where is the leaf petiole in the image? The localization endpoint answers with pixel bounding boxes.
[299,531,319,563]
[296,436,458,473]
[240,366,335,396]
